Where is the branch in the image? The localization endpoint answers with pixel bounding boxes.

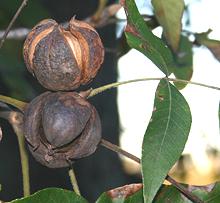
[100,139,204,203]
[0,0,28,49]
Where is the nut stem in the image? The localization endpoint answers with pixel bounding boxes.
[68,166,81,196]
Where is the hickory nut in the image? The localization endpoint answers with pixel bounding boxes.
[23,17,104,91]
[23,91,102,168]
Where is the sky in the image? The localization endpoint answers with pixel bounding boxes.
[116,0,220,175]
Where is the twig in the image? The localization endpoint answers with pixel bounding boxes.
[68,167,81,196]
[88,77,220,98]
[0,110,30,197]
[100,139,204,203]
[0,0,28,49]
[100,138,140,163]
[0,28,30,40]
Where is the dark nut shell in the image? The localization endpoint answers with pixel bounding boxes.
[23,17,104,91]
[23,91,102,168]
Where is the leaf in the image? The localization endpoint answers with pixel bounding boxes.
[96,182,220,203]
[96,184,143,203]
[152,0,184,52]
[203,183,220,202]
[195,29,220,62]
[117,33,131,59]
[173,35,193,89]
[120,0,174,76]
[155,183,220,203]
[154,185,186,203]
[10,188,88,203]
[141,79,192,203]
[0,95,27,112]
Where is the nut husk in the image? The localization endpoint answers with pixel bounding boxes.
[23,91,102,168]
[23,17,104,91]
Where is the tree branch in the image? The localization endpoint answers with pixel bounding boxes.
[100,139,204,203]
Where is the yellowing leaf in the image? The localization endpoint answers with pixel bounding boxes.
[96,184,143,203]
[195,30,220,62]
[152,0,184,52]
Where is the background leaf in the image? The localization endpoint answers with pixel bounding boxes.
[141,79,192,203]
[203,183,220,202]
[96,184,143,203]
[121,0,174,76]
[156,183,220,202]
[195,30,220,62]
[173,35,193,89]
[152,0,184,52]
[11,188,88,203]
[154,185,186,203]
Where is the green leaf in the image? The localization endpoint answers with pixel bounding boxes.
[195,29,220,62]
[141,79,191,203]
[11,188,88,203]
[204,183,220,202]
[154,185,186,203]
[152,0,184,52]
[96,193,113,203]
[154,183,220,203]
[173,35,193,89]
[121,0,174,76]
[96,184,143,203]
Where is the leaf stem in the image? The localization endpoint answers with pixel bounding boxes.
[168,78,220,91]
[0,95,27,112]
[16,125,30,197]
[100,139,204,203]
[0,0,28,49]
[88,78,162,98]
[0,111,30,197]
[88,77,220,98]
[68,167,81,196]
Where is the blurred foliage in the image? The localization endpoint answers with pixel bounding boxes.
[0,0,50,100]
